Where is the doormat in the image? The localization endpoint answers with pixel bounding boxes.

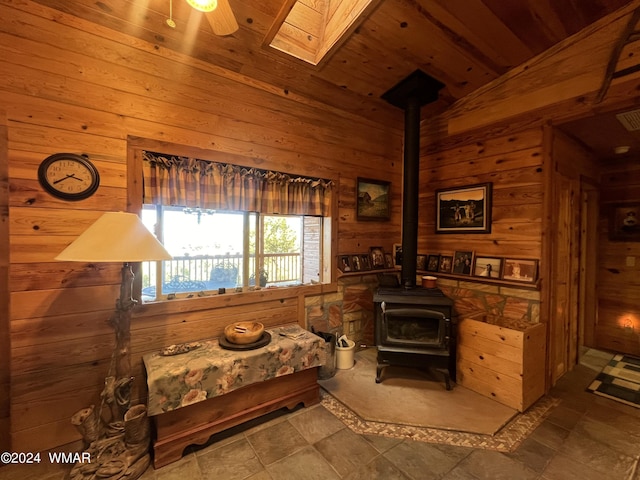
[587,354,640,408]
[320,391,560,452]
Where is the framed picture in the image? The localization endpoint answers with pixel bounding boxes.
[472,256,503,278]
[452,251,473,275]
[502,258,538,283]
[608,203,640,241]
[357,177,391,221]
[369,246,386,269]
[338,255,352,273]
[427,254,440,272]
[384,253,394,269]
[360,254,372,271]
[350,254,362,272]
[435,183,492,234]
[393,243,403,267]
[416,254,427,271]
[439,255,453,273]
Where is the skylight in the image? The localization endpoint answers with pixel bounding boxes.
[266,0,377,66]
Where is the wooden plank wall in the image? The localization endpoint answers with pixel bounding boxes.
[419,127,545,261]
[598,158,640,355]
[0,110,9,451]
[1,1,403,451]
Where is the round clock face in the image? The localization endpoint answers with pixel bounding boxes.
[38,153,100,201]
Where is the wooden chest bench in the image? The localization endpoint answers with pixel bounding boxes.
[143,325,324,468]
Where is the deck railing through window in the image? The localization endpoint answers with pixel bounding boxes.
[141,253,301,298]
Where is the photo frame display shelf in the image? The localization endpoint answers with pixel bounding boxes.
[338,250,397,275]
[433,252,540,289]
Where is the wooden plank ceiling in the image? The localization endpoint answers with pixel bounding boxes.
[27,0,631,124]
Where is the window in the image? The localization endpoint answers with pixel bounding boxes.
[139,151,331,301]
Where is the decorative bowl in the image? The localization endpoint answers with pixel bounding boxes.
[224,321,265,345]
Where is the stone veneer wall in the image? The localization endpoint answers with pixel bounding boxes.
[304,275,541,350]
[437,278,541,324]
[305,274,379,348]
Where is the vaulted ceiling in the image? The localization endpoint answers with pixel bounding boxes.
[28,0,634,150]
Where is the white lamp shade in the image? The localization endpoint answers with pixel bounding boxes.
[56,212,172,262]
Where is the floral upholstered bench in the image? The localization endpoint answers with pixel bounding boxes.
[143,324,324,468]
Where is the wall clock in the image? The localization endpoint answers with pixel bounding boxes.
[38,153,100,201]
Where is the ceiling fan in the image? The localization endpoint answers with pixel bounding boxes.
[177,0,239,35]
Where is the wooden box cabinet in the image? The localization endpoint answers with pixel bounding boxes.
[152,367,320,468]
[456,316,546,412]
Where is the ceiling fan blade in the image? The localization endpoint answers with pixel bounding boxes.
[205,0,238,35]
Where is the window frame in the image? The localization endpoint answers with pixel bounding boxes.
[127,140,337,303]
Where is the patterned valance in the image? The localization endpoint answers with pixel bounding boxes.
[142,151,333,216]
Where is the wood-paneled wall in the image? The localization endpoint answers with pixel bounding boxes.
[416,126,547,361]
[1,1,402,451]
[1,110,10,451]
[598,158,640,355]
[419,127,545,261]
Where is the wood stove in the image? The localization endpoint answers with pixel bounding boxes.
[374,70,456,389]
[374,287,456,389]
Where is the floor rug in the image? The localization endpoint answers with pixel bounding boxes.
[319,349,559,452]
[587,354,640,408]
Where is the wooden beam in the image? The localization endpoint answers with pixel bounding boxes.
[443,0,640,136]
[596,6,640,103]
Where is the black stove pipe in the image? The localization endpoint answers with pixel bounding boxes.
[381,70,444,289]
[400,97,421,289]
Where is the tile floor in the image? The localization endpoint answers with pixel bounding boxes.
[1,349,639,480]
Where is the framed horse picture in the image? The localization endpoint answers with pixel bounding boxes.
[436,183,492,234]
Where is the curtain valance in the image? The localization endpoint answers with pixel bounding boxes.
[142,151,333,216]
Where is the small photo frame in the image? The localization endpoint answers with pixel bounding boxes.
[357,177,391,221]
[384,253,394,269]
[360,254,372,271]
[472,256,503,278]
[338,255,352,273]
[502,258,538,283]
[439,255,453,273]
[436,183,492,234]
[416,254,427,271]
[369,247,386,269]
[350,254,362,272]
[608,203,640,241]
[393,243,403,267]
[452,251,473,275]
[427,254,440,272]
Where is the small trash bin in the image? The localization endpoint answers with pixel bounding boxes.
[336,339,355,369]
[313,330,336,379]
